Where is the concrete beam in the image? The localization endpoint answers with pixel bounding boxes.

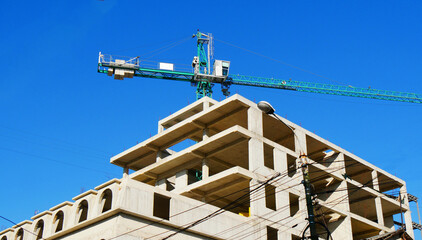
[207,106,246,128]
[207,138,248,158]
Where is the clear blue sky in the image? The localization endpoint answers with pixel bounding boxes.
[1,0,421,238]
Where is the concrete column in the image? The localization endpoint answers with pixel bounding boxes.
[326,178,353,240]
[202,159,209,179]
[203,128,210,140]
[247,107,265,174]
[156,179,167,190]
[294,129,307,155]
[340,191,354,240]
[271,148,290,222]
[247,107,263,135]
[372,170,385,228]
[276,188,289,219]
[247,218,264,239]
[330,174,353,240]
[298,195,307,215]
[331,152,346,175]
[175,170,188,189]
[324,180,349,212]
[156,149,171,162]
[123,166,129,178]
[329,216,353,240]
[158,124,165,133]
[249,179,267,217]
[203,101,210,110]
[401,184,415,239]
[273,148,287,173]
[248,137,265,174]
[278,231,292,240]
[156,150,163,162]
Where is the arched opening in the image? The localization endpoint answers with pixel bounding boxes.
[101,189,112,213]
[15,228,23,240]
[35,219,44,240]
[2,236,8,240]
[77,200,89,223]
[54,211,64,232]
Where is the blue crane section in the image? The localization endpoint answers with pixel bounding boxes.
[228,75,422,103]
[97,31,422,104]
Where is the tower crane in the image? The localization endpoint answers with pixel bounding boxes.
[97,31,422,103]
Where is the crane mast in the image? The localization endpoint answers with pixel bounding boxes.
[193,31,214,99]
[97,31,422,104]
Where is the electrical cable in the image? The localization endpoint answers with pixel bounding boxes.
[0,216,45,240]
[314,179,405,196]
[114,36,193,54]
[0,146,114,176]
[139,165,314,240]
[105,154,399,240]
[0,132,109,164]
[143,36,193,60]
[224,159,393,239]
[219,160,373,240]
[226,209,308,240]
[317,178,377,218]
[213,160,358,239]
[159,172,283,240]
[154,160,358,239]
[301,221,333,240]
[269,112,305,153]
[224,165,353,240]
[217,205,294,238]
[190,163,398,240]
[215,38,351,87]
[105,170,290,240]
[0,124,109,156]
[222,199,308,240]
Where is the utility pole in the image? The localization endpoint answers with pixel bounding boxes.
[257,101,319,240]
[300,154,318,240]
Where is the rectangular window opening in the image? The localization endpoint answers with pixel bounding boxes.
[287,154,296,177]
[265,185,277,211]
[188,169,202,185]
[267,226,278,240]
[292,234,302,240]
[264,144,274,170]
[289,193,300,217]
[153,193,170,220]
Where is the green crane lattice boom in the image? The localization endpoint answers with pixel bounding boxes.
[97,31,422,104]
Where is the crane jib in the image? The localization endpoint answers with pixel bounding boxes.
[97,52,422,104]
[229,75,422,103]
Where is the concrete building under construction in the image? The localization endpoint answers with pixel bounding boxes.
[0,94,415,240]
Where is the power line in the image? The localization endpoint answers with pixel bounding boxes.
[105,156,401,240]
[0,146,115,176]
[155,160,356,239]
[0,124,110,156]
[152,161,346,239]
[215,160,380,239]
[105,170,289,240]
[114,36,193,54]
[215,38,351,87]
[112,157,393,239]
[0,132,109,163]
[160,172,283,240]
[143,36,193,60]
[0,216,45,240]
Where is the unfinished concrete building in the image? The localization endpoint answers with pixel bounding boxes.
[0,94,415,240]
